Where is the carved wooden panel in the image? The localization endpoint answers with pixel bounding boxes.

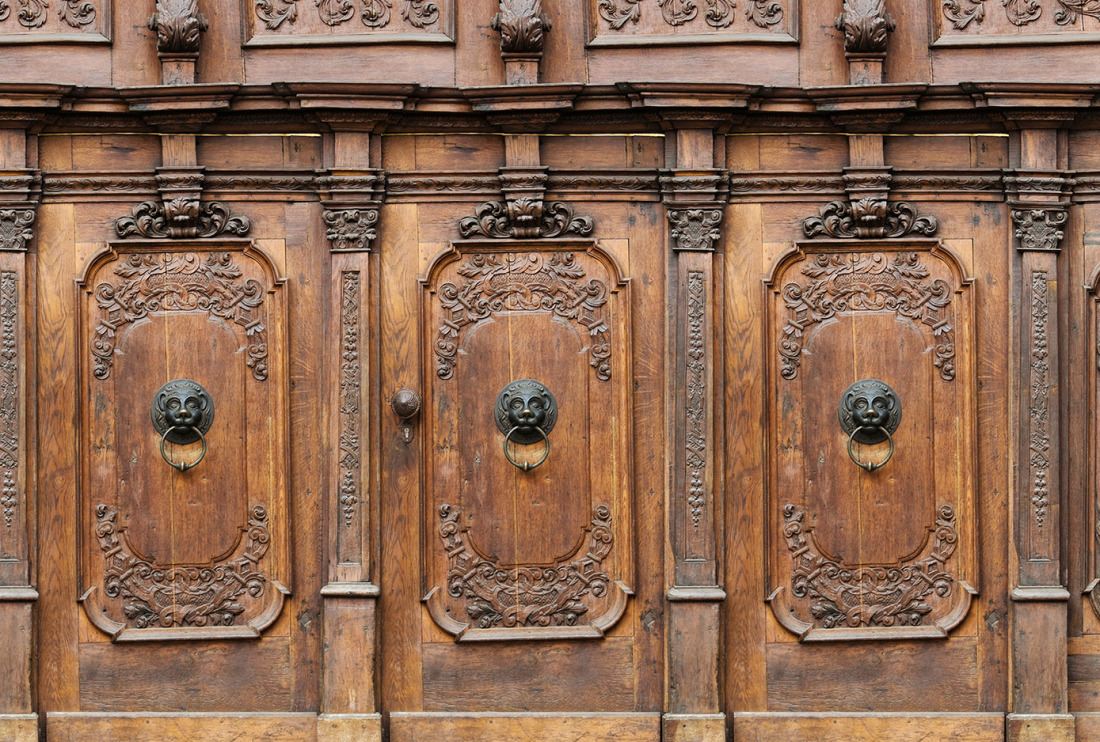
[421,240,633,641]
[76,241,290,641]
[764,241,978,641]
[936,0,1100,41]
[246,0,454,45]
[0,0,109,42]
[588,0,797,46]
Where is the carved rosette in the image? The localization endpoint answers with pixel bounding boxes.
[94,504,272,629]
[0,272,16,528]
[323,208,379,252]
[434,252,611,381]
[459,198,594,240]
[782,504,960,630]
[668,209,723,252]
[339,272,361,528]
[91,252,269,382]
[1012,209,1067,252]
[836,0,895,54]
[492,0,551,54]
[115,199,251,240]
[803,199,938,240]
[779,252,957,381]
[148,0,208,54]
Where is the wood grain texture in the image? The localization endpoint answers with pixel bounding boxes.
[0,714,37,742]
[47,713,318,742]
[734,712,1004,742]
[389,712,661,742]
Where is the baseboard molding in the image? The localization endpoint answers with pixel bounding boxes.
[46,712,319,742]
[389,712,661,742]
[733,712,1005,742]
[0,714,37,742]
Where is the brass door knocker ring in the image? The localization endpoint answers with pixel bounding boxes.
[160,424,207,472]
[846,424,894,472]
[502,425,550,472]
[495,379,557,472]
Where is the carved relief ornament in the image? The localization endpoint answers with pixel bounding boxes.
[0,0,96,29]
[597,0,780,28]
[942,0,1100,28]
[1012,208,1067,252]
[115,199,251,240]
[0,209,34,252]
[323,208,379,252]
[835,0,895,54]
[255,0,440,29]
[458,198,594,240]
[0,272,16,528]
[148,0,208,54]
[802,198,938,240]
[492,0,551,53]
[668,209,723,252]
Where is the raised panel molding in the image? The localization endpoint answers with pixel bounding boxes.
[247,0,454,45]
[765,240,978,641]
[589,0,796,45]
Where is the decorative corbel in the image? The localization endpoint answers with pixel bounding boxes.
[148,0,209,85]
[802,166,938,239]
[115,169,251,239]
[458,198,594,239]
[491,0,552,84]
[835,0,895,84]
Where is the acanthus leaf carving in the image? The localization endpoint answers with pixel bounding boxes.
[597,0,641,28]
[491,0,551,54]
[255,0,299,29]
[802,198,938,239]
[685,271,706,529]
[317,0,355,25]
[658,0,698,25]
[92,252,270,382]
[1030,271,1050,530]
[458,198,594,239]
[779,251,956,382]
[148,0,208,55]
[1005,0,1042,24]
[942,0,985,28]
[1056,0,1100,23]
[115,199,251,240]
[668,209,722,252]
[360,0,391,27]
[439,503,614,629]
[401,0,438,27]
[835,0,896,54]
[705,0,734,27]
[1012,209,1067,252]
[59,0,96,26]
[783,504,959,629]
[339,272,361,529]
[435,251,611,381]
[16,0,46,27]
[746,0,783,26]
[0,272,17,529]
[95,504,272,629]
[323,208,379,252]
[0,209,35,252]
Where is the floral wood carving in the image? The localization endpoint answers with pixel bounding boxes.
[835,0,895,54]
[59,0,96,26]
[402,0,438,26]
[1012,209,1067,252]
[92,252,269,382]
[255,0,298,28]
[492,0,551,53]
[0,209,34,252]
[780,252,956,381]
[95,504,271,629]
[438,503,614,629]
[115,199,251,240]
[317,0,355,24]
[1055,0,1100,22]
[783,504,959,629]
[942,0,985,27]
[686,271,706,528]
[1030,271,1050,530]
[458,198,594,239]
[323,208,379,252]
[339,272,361,528]
[658,0,697,25]
[0,273,16,529]
[747,0,784,26]
[148,0,208,54]
[435,252,612,381]
[802,199,938,240]
[597,0,641,28]
[668,209,722,252]
[597,0,776,28]
[941,0,1100,27]
[1005,0,1042,24]
[13,0,46,27]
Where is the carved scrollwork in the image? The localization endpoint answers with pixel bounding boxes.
[323,208,379,252]
[438,504,614,629]
[0,273,16,529]
[704,0,734,26]
[746,0,783,26]
[115,199,251,240]
[0,210,34,252]
[255,0,299,28]
[92,252,269,382]
[1030,271,1050,530]
[492,0,551,54]
[942,0,985,27]
[148,0,208,54]
[401,0,438,27]
[668,209,722,252]
[1056,0,1100,22]
[95,504,272,629]
[782,504,959,630]
[941,0,1100,26]
[435,252,612,381]
[16,0,46,27]
[339,272,361,528]
[458,198,594,239]
[686,271,706,528]
[59,0,96,26]
[780,252,957,382]
[1012,209,1067,252]
[802,199,938,240]
[1005,0,1042,24]
[835,0,895,54]
[597,0,641,28]
[361,0,391,26]
[317,0,355,24]
[659,0,697,25]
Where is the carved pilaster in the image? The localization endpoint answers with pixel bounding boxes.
[148,0,208,84]
[668,210,722,252]
[323,209,379,252]
[0,210,35,253]
[1012,208,1067,252]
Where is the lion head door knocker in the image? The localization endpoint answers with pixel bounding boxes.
[495,379,557,472]
[838,379,901,473]
[151,379,214,472]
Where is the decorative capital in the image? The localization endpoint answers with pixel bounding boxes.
[0,209,35,252]
[458,198,594,239]
[323,208,379,252]
[491,0,552,55]
[668,209,723,252]
[802,198,938,239]
[115,199,251,239]
[1012,208,1067,252]
[148,0,209,55]
[835,0,895,55]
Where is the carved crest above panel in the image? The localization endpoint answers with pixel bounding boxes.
[249,0,453,43]
[590,0,793,43]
